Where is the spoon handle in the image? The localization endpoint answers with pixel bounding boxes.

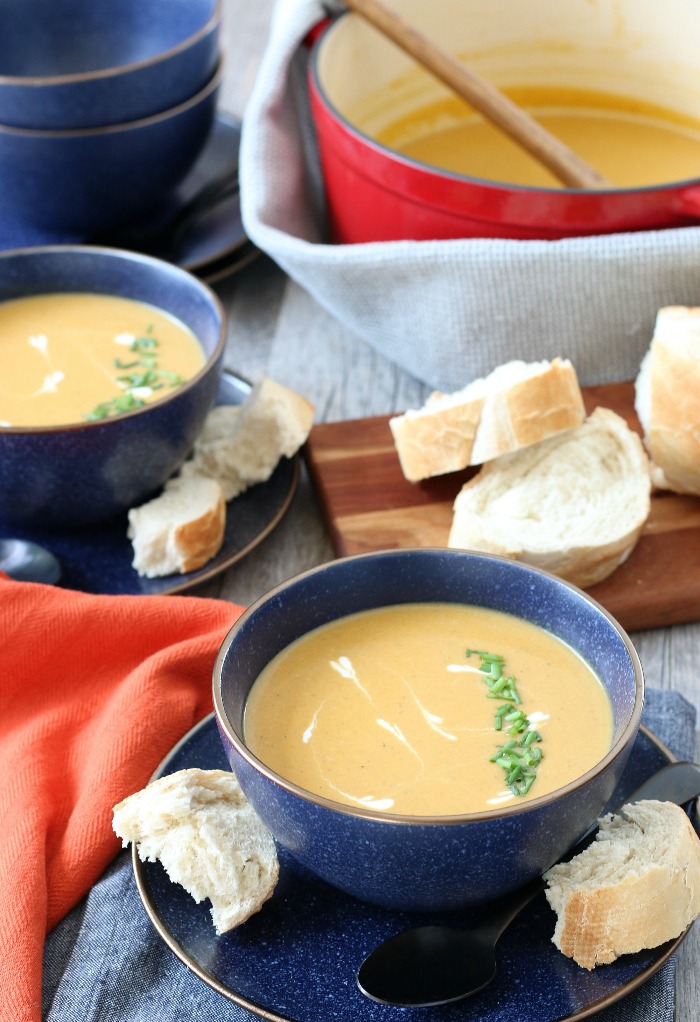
[481,759,700,941]
[343,0,612,189]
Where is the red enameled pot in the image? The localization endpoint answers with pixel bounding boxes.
[307,0,700,242]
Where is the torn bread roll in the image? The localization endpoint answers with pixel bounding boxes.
[389,358,585,482]
[544,800,700,970]
[113,768,279,934]
[634,305,700,496]
[180,376,315,500]
[128,376,315,577]
[448,407,652,588]
[127,474,225,578]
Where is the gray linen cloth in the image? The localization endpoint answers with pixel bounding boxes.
[239,0,700,392]
[42,688,696,1022]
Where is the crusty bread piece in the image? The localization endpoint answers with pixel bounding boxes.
[544,800,700,970]
[389,358,585,482]
[634,305,700,496]
[113,768,279,934]
[180,376,315,500]
[127,474,225,578]
[448,407,651,588]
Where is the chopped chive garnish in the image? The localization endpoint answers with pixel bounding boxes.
[465,647,544,798]
[86,324,187,421]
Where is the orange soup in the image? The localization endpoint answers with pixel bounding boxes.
[243,602,613,817]
[0,292,205,427]
[374,87,700,189]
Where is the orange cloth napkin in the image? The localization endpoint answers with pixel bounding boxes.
[0,574,243,1022]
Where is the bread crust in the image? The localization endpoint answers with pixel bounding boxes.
[389,358,585,482]
[544,801,700,970]
[173,487,226,572]
[472,357,586,465]
[128,376,314,577]
[389,396,484,481]
[128,475,226,578]
[448,407,651,588]
[644,309,700,495]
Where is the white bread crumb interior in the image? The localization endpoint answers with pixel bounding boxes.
[128,376,314,577]
[544,800,700,970]
[448,407,651,588]
[634,305,700,496]
[127,474,225,578]
[389,357,585,482]
[113,767,279,934]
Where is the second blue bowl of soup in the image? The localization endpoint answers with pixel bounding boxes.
[214,548,644,912]
[0,246,226,530]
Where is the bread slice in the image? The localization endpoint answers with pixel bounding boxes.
[389,358,585,482]
[113,767,279,934]
[448,407,651,588]
[127,474,225,578]
[180,376,315,500]
[634,306,700,496]
[544,800,700,970]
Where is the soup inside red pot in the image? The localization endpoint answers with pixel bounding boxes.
[308,0,700,241]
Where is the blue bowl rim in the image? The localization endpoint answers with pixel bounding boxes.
[213,548,645,827]
[0,243,227,435]
[0,0,221,89]
[0,57,223,138]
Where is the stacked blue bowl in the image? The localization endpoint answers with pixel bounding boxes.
[0,0,222,235]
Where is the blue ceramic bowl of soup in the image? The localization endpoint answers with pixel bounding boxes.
[0,246,226,530]
[214,548,644,913]
[0,60,221,237]
[0,0,220,129]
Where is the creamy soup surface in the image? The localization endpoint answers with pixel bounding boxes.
[0,292,205,427]
[243,603,614,817]
[373,88,700,189]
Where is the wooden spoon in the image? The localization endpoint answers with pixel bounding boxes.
[343,0,612,190]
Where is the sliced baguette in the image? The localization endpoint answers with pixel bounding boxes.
[113,767,279,934]
[448,407,651,588]
[180,376,315,500]
[544,800,700,970]
[389,358,585,482]
[127,474,225,578]
[634,305,700,495]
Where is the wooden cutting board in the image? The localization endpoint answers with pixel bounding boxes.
[304,381,700,633]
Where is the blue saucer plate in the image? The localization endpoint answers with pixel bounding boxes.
[133,716,692,1022]
[0,371,298,596]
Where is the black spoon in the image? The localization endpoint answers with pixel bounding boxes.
[0,538,62,584]
[356,760,700,1008]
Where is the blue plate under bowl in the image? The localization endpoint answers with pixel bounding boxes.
[0,371,298,594]
[133,713,692,1022]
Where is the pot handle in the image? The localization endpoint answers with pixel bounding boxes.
[675,185,700,219]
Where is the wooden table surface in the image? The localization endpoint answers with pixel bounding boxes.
[196,2,700,1017]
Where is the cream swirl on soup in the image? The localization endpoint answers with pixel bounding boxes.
[243,603,613,817]
[0,292,205,427]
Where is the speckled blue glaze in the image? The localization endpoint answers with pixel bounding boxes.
[137,712,686,1022]
[0,63,220,235]
[0,112,244,263]
[0,246,226,529]
[214,549,644,913]
[0,0,220,129]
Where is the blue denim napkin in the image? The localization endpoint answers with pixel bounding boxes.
[43,688,697,1022]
